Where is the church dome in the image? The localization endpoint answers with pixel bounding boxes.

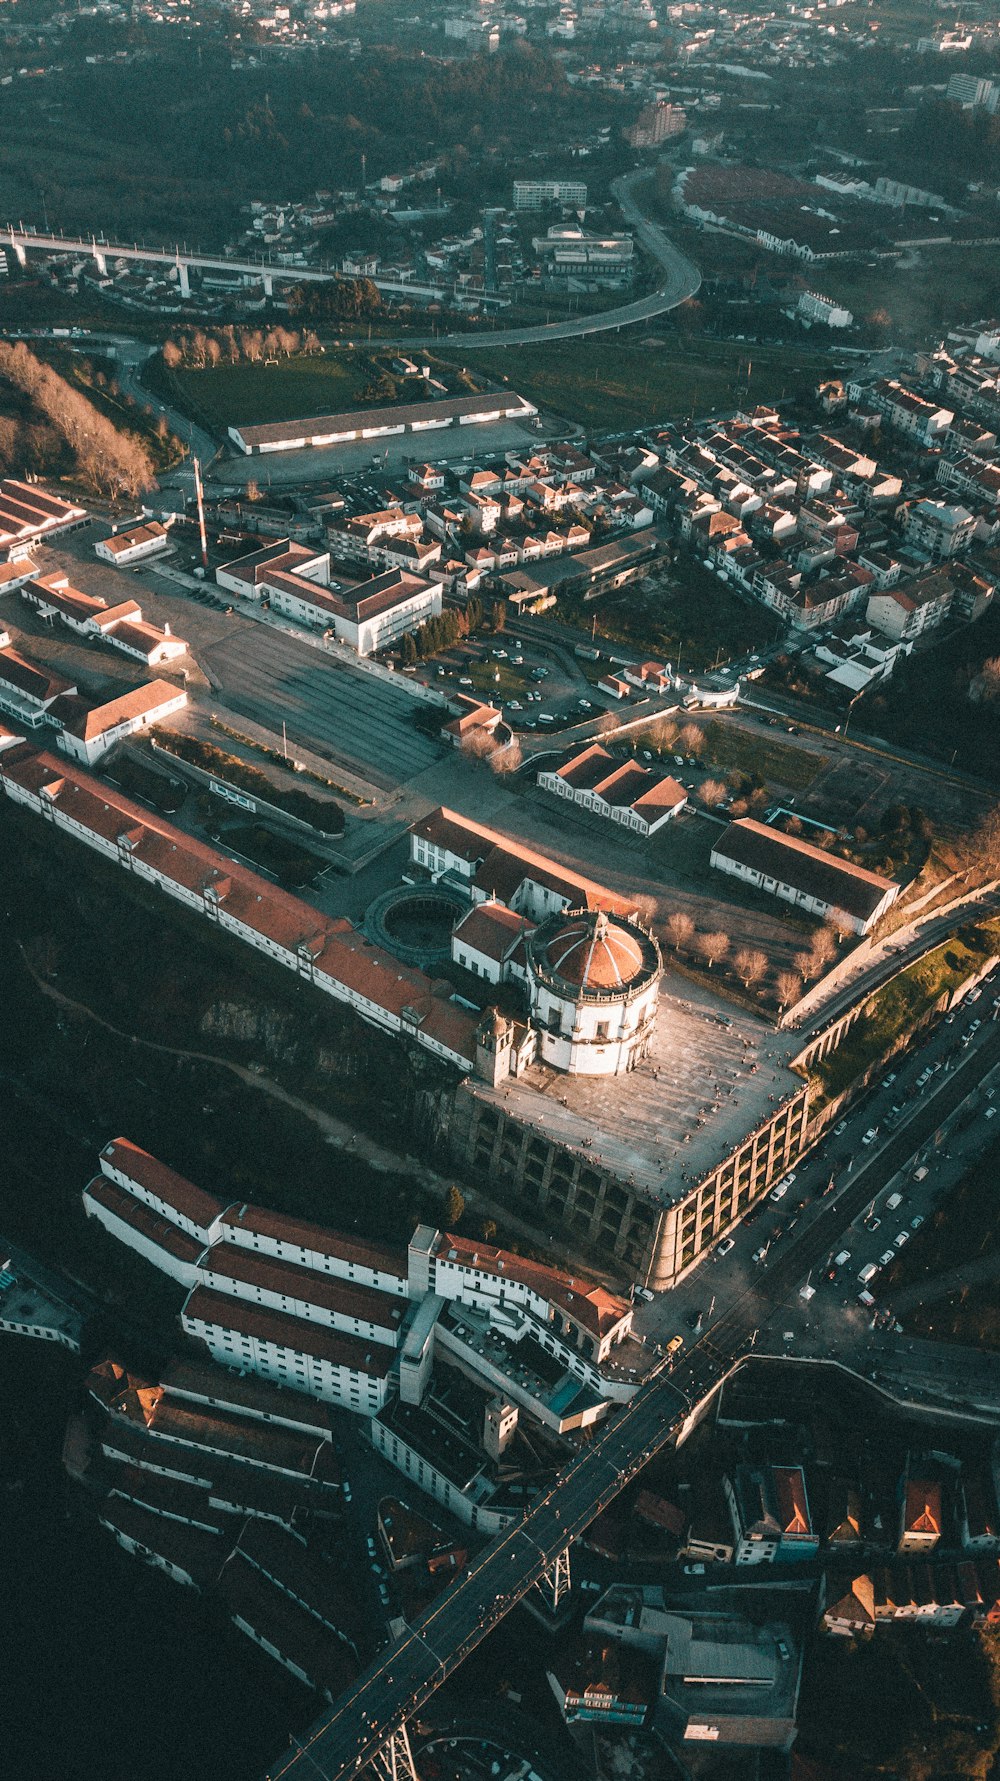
[544,910,645,993]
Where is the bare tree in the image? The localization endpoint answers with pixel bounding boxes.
[699,778,727,809]
[631,892,659,929]
[678,722,705,758]
[794,950,821,982]
[969,657,1000,704]
[461,728,496,762]
[810,925,839,968]
[646,716,679,753]
[696,931,730,971]
[161,339,182,371]
[665,911,694,951]
[734,946,768,989]
[775,969,801,1011]
[490,735,523,775]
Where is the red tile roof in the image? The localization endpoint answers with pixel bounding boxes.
[101,1137,225,1233]
[220,1201,407,1281]
[200,1243,405,1332]
[713,818,896,923]
[1,750,477,1066]
[55,678,183,742]
[432,1230,630,1341]
[183,1286,396,1378]
[85,1173,204,1265]
[453,899,534,964]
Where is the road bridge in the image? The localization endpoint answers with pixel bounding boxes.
[6,172,700,348]
[263,1372,690,1781]
[3,227,491,308]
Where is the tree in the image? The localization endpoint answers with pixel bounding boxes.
[646,716,679,753]
[811,925,838,969]
[490,735,523,775]
[445,1184,465,1227]
[461,728,496,762]
[161,339,182,371]
[699,778,727,808]
[678,722,704,758]
[491,599,507,634]
[734,946,767,989]
[481,1219,497,1243]
[696,931,730,971]
[0,341,153,499]
[794,950,821,982]
[665,911,694,951]
[775,969,801,1011]
[399,630,418,667]
[632,892,658,929]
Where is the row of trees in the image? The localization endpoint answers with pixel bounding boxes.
[162,326,323,370]
[0,342,154,498]
[661,910,841,1012]
[397,598,490,665]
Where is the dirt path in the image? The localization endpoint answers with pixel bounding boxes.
[17,946,604,1273]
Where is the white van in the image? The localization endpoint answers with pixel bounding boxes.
[858,1262,879,1284]
[886,1191,904,1211]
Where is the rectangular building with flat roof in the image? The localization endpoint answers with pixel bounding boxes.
[228,391,536,456]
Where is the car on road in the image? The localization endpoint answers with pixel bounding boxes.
[343,1481,352,1504]
[752,1245,768,1264]
[911,1215,925,1230]
[879,1249,896,1267]
[683,1564,706,1576]
[459,677,474,688]
[834,1119,848,1135]
[769,1182,789,1202]
[858,1262,879,1284]
[665,1335,684,1358]
[716,1236,736,1258]
[366,1536,377,1559]
[895,1231,910,1248]
[882,1073,897,1088]
[862,1127,879,1145]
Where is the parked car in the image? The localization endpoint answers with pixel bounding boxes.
[716,1236,736,1258]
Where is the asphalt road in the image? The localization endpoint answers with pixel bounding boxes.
[415,171,701,351]
[199,625,445,794]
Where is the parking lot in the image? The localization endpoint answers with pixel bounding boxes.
[198,624,446,794]
[207,414,565,493]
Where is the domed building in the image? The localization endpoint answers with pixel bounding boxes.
[524,907,662,1076]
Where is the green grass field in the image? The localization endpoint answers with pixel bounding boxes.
[460,336,836,430]
[170,353,376,428]
[703,721,827,792]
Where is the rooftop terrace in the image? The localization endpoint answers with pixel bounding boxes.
[471,973,804,1201]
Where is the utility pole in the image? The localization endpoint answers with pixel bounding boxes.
[192,456,208,570]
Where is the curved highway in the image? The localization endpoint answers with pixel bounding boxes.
[426,170,701,349]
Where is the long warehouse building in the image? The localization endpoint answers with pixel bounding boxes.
[228,391,537,457]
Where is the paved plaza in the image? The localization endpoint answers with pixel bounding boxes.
[473,972,804,1201]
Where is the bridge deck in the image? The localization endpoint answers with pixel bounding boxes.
[262,1377,686,1781]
